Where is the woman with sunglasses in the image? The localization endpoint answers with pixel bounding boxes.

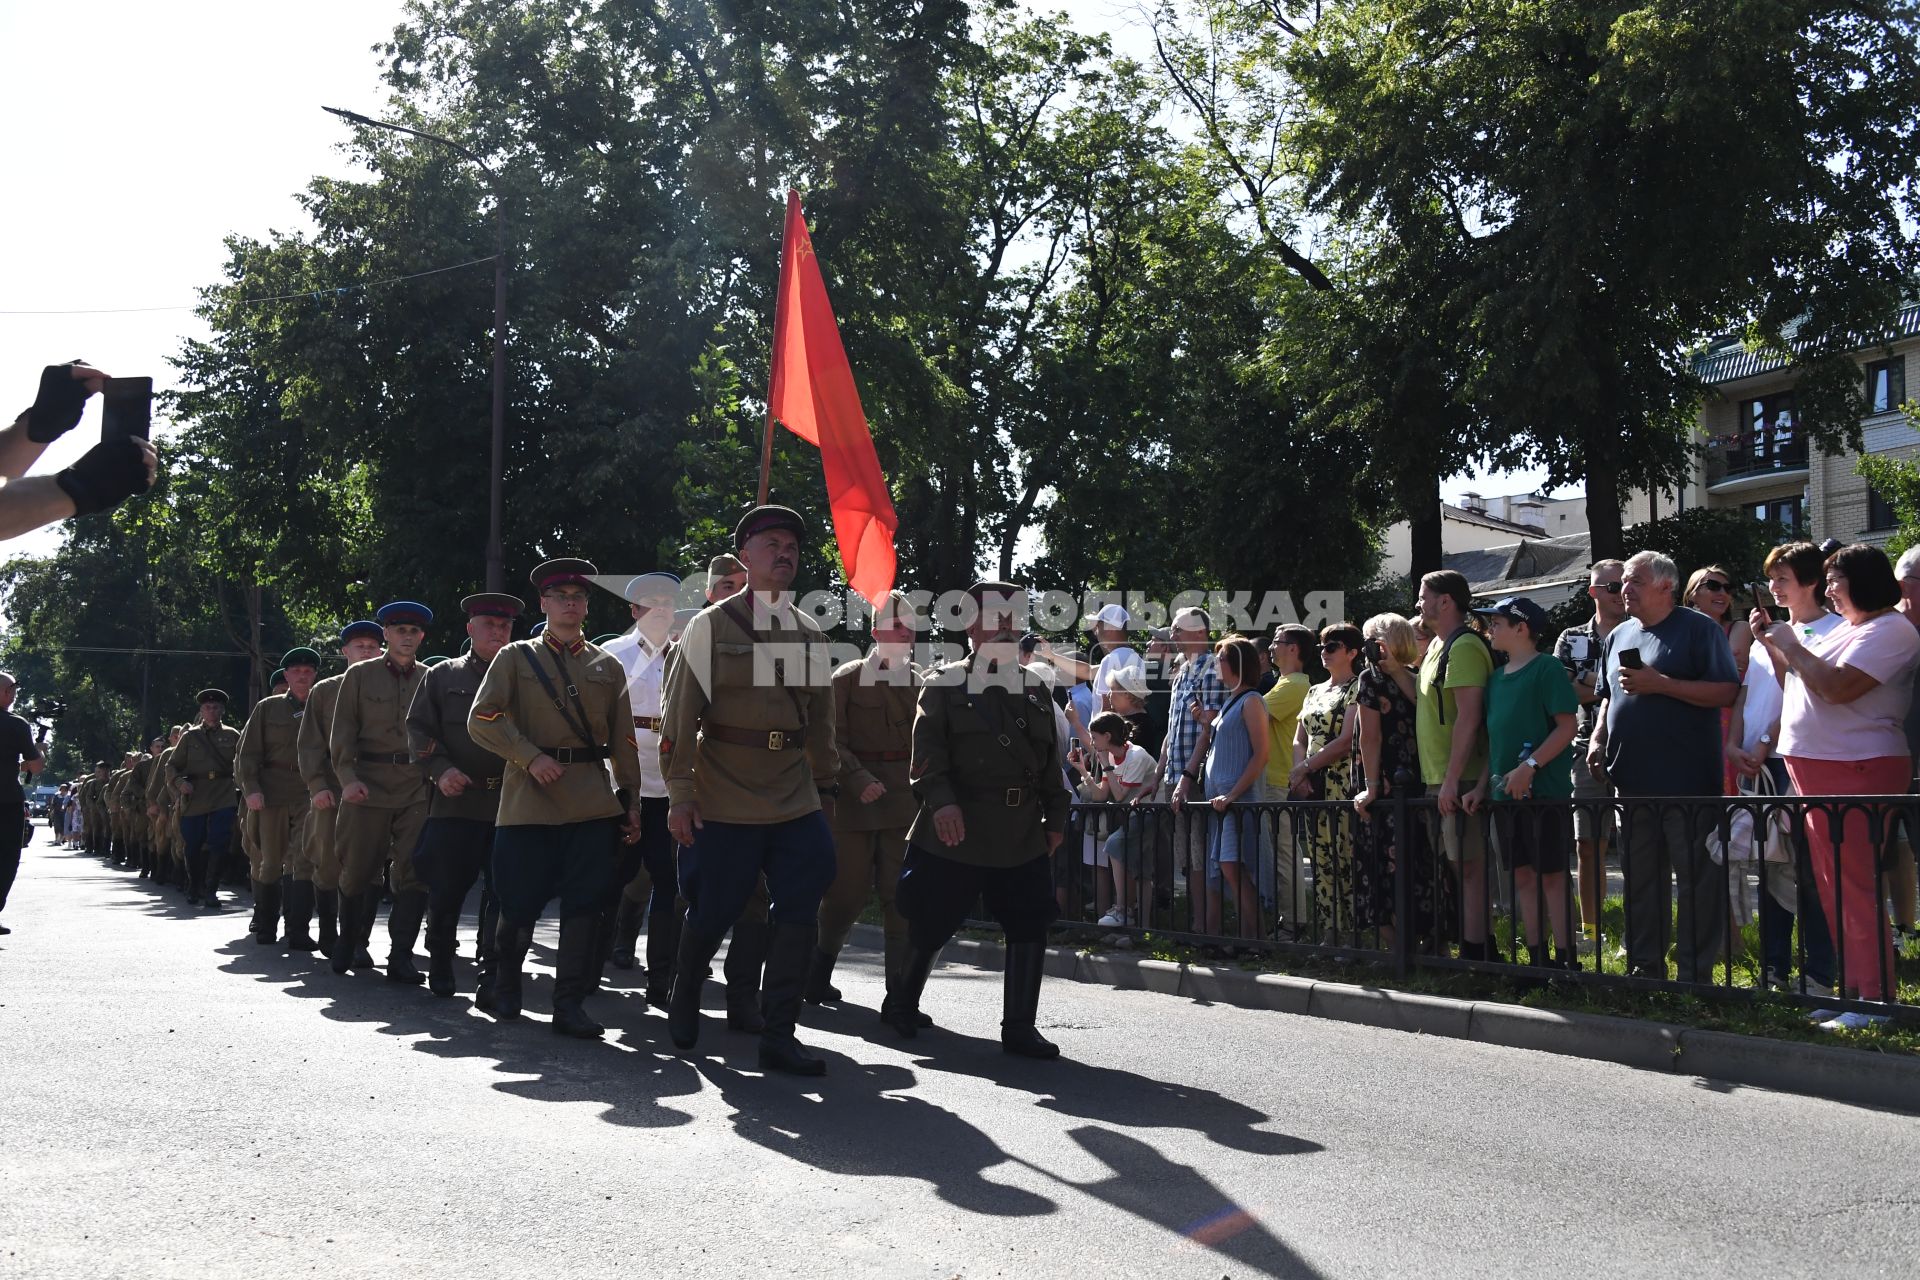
[1292,624,1362,941]
[1686,565,1750,796]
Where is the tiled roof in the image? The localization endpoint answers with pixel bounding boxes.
[1444,532,1594,596]
[1694,303,1920,386]
[1442,503,1542,537]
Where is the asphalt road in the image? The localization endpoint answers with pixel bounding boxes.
[4,830,1917,1279]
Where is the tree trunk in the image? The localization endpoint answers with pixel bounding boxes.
[246,581,265,705]
[1408,471,1443,578]
[1585,453,1625,563]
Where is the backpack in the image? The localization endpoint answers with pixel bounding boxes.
[1431,624,1492,726]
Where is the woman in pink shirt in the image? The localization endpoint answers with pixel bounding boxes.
[1751,544,1920,1007]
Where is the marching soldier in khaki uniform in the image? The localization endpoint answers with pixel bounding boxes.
[808,590,922,1012]
[329,602,433,979]
[300,622,385,957]
[887,580,1070,1059]
[132,737,164,879]
[237,649,320,949]
[467,560,642,1036]
[107,754,136,867]
[168,690,243,911]
[660,506,839,1076]
[407,593,521,998]
[79,763,105,856]
[125,745,156,877]
[145,729,183,890]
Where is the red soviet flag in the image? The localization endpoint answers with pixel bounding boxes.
[767,190,899,605]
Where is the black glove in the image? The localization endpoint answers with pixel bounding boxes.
[56,438,151,516]
[23,361,92,443]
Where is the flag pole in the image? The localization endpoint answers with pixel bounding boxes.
[757,409,775,504]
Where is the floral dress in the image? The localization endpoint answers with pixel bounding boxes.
[1297,677,1358,936]
[1352,665,1447,937]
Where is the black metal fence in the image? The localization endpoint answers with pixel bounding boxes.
[1050,777,1920,1023]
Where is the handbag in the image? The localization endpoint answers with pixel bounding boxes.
[1705,763,1791,866]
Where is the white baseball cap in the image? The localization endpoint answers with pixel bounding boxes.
[1083,603,1131,630]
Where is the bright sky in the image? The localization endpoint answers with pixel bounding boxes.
[0,1,1541,569]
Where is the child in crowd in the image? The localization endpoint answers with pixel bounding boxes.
[1072,712,1159,927]
[1468,597,1580,968]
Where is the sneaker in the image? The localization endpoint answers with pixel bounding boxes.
[1096,907,1129,927]
[1762,968,1788,992]
[1819,1011,1891,1032]
[1797,976,1834,998]
[1806,1009,1843,1025]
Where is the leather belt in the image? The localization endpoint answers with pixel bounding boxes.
[538,747,610,765]
[263,762,300,771]
[481,776,503,790]
[964,784,1030,807]
[856,750,911,762]
[360,752,416,766]
[195,771,231,781]
[702,724,804,751]
[633,715,663,731]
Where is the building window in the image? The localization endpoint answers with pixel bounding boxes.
[1730,393,1805,475]
[1869,487,1898,532]
[1746,496,1805,531]
[1867,356,1906,415]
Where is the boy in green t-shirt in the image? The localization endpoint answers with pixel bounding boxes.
[1466,596,1580,968]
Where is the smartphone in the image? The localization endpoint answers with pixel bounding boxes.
[1750,580,1777,619]
[100,377,152,441]
[1069,736,1082,757]
[1618,648,1644,670]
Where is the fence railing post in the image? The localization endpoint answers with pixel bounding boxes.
[1392,768,1413,981]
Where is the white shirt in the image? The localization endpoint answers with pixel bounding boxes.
[602,629,670,798]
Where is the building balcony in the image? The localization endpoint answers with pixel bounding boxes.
[1706,428,1808,494]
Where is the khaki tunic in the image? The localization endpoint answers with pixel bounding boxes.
[237,693,311,807]
[298,674,346,798]
[467,635,642,827]
[168,723,242,818]
[329,657,428,810]
[659,596,837,825]
[407,651,506,823]
[907,656,1070,869]
[831,654,920,832]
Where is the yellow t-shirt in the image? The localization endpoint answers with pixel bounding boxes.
[1262,672,1310,788]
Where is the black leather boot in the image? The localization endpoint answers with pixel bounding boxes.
[474,890,499,994]
[251,879,281,945]
[666,922,726,1051]
[803,949,842,1005]
[316,888,339,955]
[481,920,534,1019]
[330,891,364,975]
[758,923,827,1076]
[384,890,428,985]
[1000,943,1060,1059]
[283,879,318,951]
[609,896,644,970]
[423,901,458,997]
[550,914,606,1039]
[885,933,934,1028]
[881,942,943,1038]
[724,918,770,1033]
[352,893,378,969]
[643,908,679,1008]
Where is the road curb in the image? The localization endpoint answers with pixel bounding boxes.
[851,924,1918,1113]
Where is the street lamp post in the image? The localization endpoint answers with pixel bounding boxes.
[323,106,508,593]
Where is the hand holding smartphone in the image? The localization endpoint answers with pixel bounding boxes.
[1617,648,1644,670]
[100,377,152,441]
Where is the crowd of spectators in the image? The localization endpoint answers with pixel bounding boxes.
[1034,541,1920,1027]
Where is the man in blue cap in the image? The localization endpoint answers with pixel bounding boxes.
[329,601,434,979]
[298,622,384,957]
[407,592,522,998]
[237,649,321,948]
[600,570,683,1002]
[167,689,243,910]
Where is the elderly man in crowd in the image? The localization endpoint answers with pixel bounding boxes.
[1587,551,1739,982]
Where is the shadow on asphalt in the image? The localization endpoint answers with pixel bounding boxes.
[89,854,1327,1277]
